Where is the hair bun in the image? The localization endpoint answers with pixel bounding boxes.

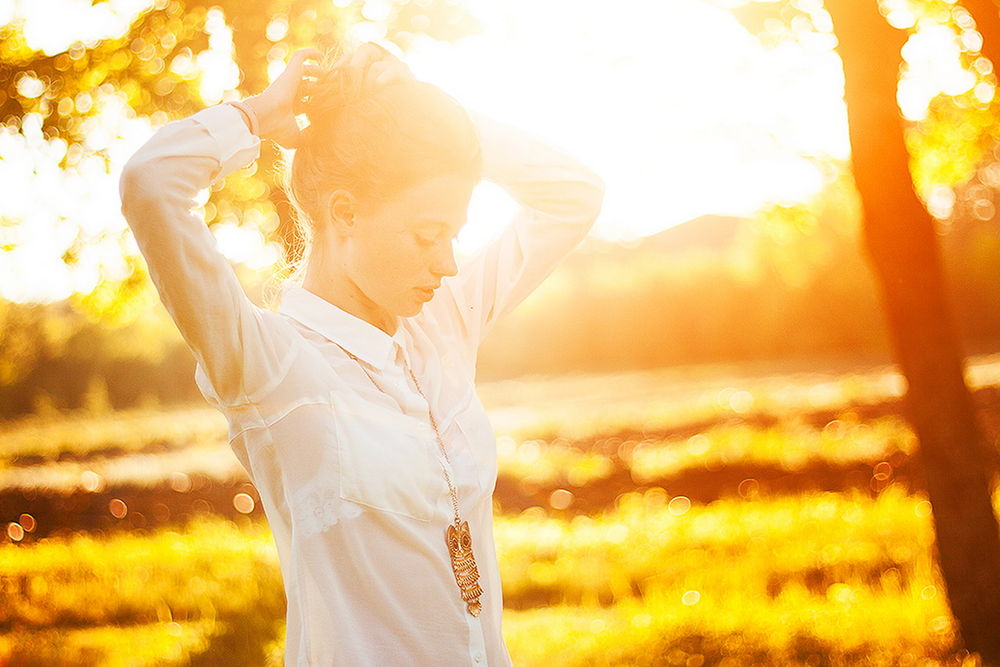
[300,67,345,124]
[300,54,370,127]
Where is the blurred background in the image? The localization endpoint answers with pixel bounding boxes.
[3,0,1000,664]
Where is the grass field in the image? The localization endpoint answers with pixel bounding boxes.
[3,353,1000,665]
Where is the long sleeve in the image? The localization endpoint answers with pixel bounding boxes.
[435,111,605,358]
[118,104,295,409]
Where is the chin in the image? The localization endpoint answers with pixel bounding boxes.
[402,301,425,317]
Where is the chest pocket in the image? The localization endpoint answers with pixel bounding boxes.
[331,391,443,522]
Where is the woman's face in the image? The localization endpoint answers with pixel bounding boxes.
[344,173,477,319]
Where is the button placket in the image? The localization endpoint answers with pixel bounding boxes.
[465,609,489,666]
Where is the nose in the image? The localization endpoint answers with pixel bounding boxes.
[432,239,459,279]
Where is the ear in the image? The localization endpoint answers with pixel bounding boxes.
[324,189,357,237]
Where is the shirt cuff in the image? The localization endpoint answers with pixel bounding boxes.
[190,104,262,184]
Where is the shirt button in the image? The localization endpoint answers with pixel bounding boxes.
[473,652,484,663]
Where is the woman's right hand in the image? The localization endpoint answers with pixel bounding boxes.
[243,42,414,149]
[241,47,323,149]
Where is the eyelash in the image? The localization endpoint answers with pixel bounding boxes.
[416,232,457,248]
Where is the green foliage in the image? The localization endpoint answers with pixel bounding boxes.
[0,0,478,329]
[0,619,218,667]
[68,254,162,328]
[476,173,891,380]
[0,293,187,417]
[497,484,942,608]
[0,514,284,665]
[0,0,477,142]
[0,485,981,664]
[0,403,226,468]
[7,0,1000,413]
[908,93,1000,197]
[4,362,998,663]
[1,1,211,149]
[728,0,1000,227]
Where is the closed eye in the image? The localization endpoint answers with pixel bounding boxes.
[413,220,462,246]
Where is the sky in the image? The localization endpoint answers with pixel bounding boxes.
[404,0,850,247]
[0,0,987,302]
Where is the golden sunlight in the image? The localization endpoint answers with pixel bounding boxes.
[0,0,991,301]
[6,2,1000,665]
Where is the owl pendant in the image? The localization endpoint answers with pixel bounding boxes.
[446,518,484,616]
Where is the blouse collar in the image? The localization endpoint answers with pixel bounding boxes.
[276,282,406,371]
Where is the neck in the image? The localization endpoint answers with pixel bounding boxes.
[302,263,397,337]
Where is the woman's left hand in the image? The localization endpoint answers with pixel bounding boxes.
[353,42,415,92]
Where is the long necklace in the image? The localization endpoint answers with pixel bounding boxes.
[331,341,484,617]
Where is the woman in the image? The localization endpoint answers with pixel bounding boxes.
[119,42,604,666]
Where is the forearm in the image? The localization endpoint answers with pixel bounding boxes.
[121,104,260,196]
[468,110,605,227]
[430,111,606,352]
[118,104,266,405]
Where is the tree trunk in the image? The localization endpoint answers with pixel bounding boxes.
[824,0,1000,662]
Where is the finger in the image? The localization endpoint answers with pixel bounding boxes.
[276,48,322,82]
[345,44,373,70]
[337,46,376,96]
[366,40,404,61]
[365,60,387,83]
[372,62,409,88]
[271,56,305,88]
[352,41,391,69]
[291,47,323,65]
[374,69,400,88]
[385,60,413,81]
[331,50,350,69]
[287,51,317,77]
[292,90,308,116]
[365,42,393,62]
[360,61,385,94]
[296,74,323,98]
[296,80,319,101]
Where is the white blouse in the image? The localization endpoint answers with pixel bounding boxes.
[118,101,603,666]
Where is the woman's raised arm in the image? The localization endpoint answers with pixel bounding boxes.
[117,49,320,408]
[433,111,605,361]
[119,104,285,408]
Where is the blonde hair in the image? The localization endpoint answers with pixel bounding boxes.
[262,47,483,311]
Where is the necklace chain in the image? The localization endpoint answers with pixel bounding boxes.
[329,339,485,616]
[332,342,462,522]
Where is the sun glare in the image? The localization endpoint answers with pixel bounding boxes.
[404,0,849,245]
[196,7,240,106]
[4,0,152,55]
[0,0,992,302]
